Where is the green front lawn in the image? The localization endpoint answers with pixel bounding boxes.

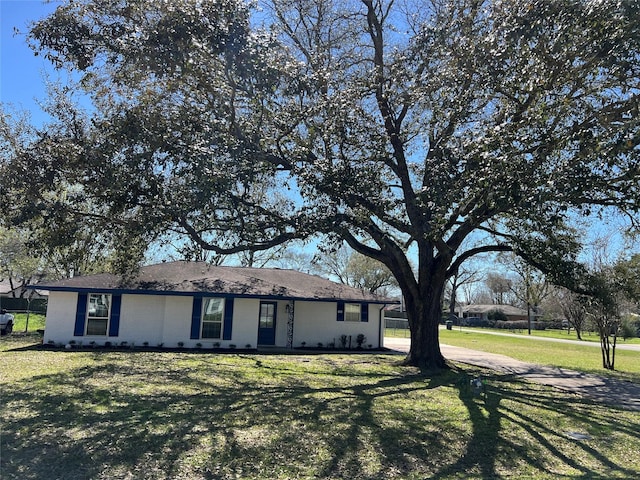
[438,329,640,383]
[1,335,639,480]
[7,313,46,333]
[455,326,640,345]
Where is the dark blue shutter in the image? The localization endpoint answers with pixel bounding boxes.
[108,295,122,337]
[74,293,88,336]
[360,303,369,322]
[190,296,202,339]
[337,301,345,322]
[223,298,234,340]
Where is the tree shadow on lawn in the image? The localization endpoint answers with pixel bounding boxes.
[432,369,640,479]
[1,352,639,480]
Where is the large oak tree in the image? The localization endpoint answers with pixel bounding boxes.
[3,0,639,368]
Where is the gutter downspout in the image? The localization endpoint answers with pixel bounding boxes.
[378,304,388,349]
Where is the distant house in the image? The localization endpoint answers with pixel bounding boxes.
[0,279,48,310]
[0,279,40,299]
[32,261,396,349]
[459,304,528,322]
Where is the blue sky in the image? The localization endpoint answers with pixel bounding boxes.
[1,0,60,124]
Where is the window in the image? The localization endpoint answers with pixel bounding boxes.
[86,293,111,335]
[202,297,224,339]
[259,303,275,329]
[345,303,361,322]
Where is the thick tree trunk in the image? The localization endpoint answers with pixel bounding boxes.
[402,278,447,370]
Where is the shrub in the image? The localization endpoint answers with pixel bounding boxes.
[487,309,508,321]
[495,320,528,330]
[620,319,637,340]
[466,317,494,328]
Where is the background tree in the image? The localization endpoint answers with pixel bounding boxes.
[554,287,589,340]
[444,264,482,315]
[0,228,43,298]
[3,0,639,369]
[584,273,621,370]
[315,244,397,295]
[613,254,640,340]
[560,246,640,368]
[613,254,640,304]
[485,273,514,306]
[344,250,398,296]
[504,254,550,333]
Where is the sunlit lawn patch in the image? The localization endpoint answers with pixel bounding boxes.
[1,335,639,479]
[439,329,640,383]
[6,313,46,333]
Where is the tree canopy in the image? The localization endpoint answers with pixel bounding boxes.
[1,0,639,368]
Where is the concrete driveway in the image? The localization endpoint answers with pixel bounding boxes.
[384,337,640,411]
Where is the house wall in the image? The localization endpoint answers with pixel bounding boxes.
[118,294,167,346]
[160,295,192,347]
[292,301,382,348]
[230,298,260,348]
[43,291,78,344]
[43,292,384,349]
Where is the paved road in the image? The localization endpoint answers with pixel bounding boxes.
[446,326,640,351]
[384,337,640,411]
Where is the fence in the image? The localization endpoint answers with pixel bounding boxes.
[0,297,48,314]
[384,316,410,338]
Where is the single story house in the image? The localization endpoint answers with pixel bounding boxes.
[459,304,529,322]
[33,261,396,349]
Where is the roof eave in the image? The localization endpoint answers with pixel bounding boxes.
[33,285,397,304]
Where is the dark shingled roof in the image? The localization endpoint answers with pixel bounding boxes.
[34,261,394,303]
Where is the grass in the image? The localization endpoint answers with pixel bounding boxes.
[6,313,46,333]
[1,335,640,480]
[386,327,640,383]
[386,326,640,345]
[438,329,640,383]
[456,327,640,345]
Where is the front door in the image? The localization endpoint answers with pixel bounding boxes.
[258,302,277,346]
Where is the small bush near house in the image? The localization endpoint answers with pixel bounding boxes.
[465,317,494,328]
[620,319,637,341]
[487,309,508,321]
[495,320,528,330]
